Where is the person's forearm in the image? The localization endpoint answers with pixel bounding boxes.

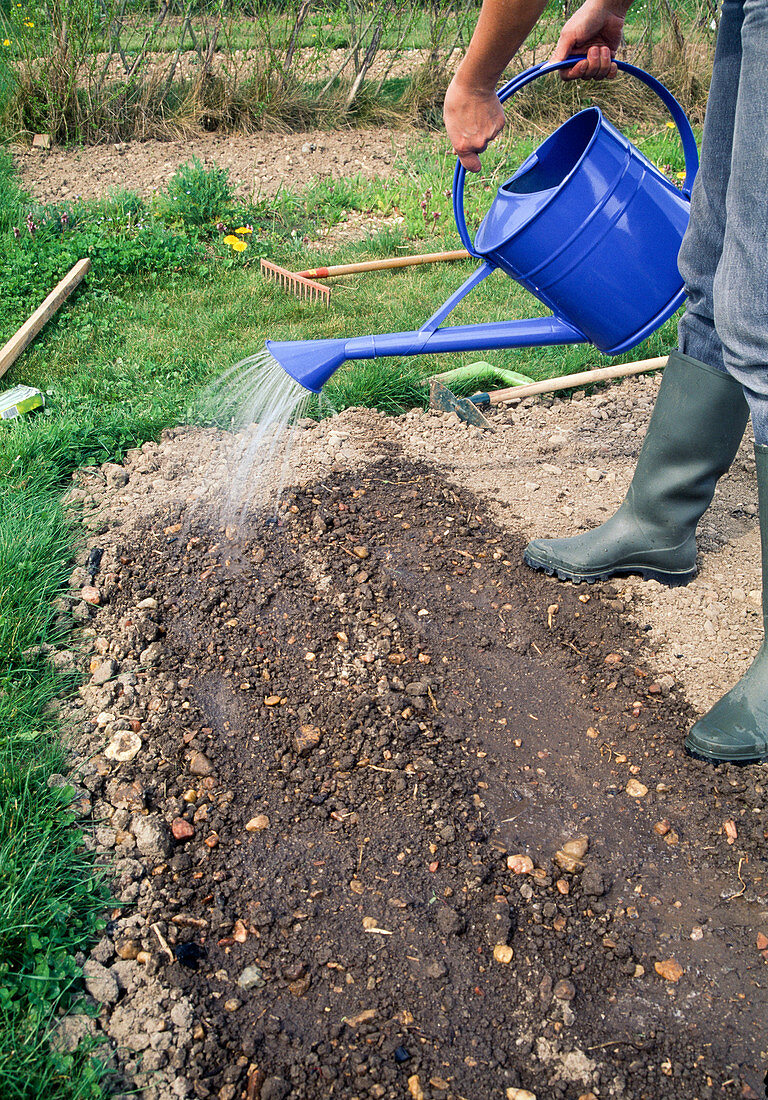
[451,0,549,93]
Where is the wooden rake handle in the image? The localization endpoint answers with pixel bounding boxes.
[298,249,470,279]
[0,258,91,381]
[486,356,668,403]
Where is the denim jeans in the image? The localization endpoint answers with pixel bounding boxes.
[677,0,768,442]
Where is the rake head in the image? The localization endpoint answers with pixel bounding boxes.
[260,259,331,305]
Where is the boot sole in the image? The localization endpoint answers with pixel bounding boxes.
[684,739,768,766]
[523,551,697,588]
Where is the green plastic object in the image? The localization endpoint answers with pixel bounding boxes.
[0,385,45,421]
[431,362,534,390]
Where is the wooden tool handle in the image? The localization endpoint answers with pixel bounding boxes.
[298,249,470,279]
[0,258,91,381]
[487,356,668,403]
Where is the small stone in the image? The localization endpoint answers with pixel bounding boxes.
[83,960,119,1004]
[654,819,671,836]
[92,658,118,685]
[131,814,173,860]
[424,959,448,979]
[555,878,570,895]
[554,852,581,873]
[507,1090,537,1100]
[561,836,589,859]
[189,751,214,777]
[654,957,684,982]
[493,944,514,964]
[580,868,607,897]
[294,724,322,756]
[237,965,265,990]
[436,906,464,936]
[289,977,311,996]
[81,585,101,605]
[114,938,141,960]
[260,1078,289,1100]
[104,731,142,762]
[507,854,534,875]
[139,642,164,667]
[408,1075,424,1100]
[626,779,648,798]
[553,978,576,1001]
[224,998,240,1012]
[245,814,270,832]
[757,932,768,951]
[171,818,195,840]
[352,546,370,559]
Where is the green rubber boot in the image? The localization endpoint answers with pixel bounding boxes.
[524,352,749,585]
[685,442,768,764]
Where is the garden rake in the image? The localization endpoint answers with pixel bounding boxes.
[260,249,470,305]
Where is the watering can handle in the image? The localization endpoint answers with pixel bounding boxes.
[453,57,699,259]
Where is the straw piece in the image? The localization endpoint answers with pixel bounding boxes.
[260,259,331,305]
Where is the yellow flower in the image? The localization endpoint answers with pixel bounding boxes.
[666,121,675,129]
[224,234,247,251]
[676,171,686,179]
[23,19,34,26]
[2,38,10,46]
[234,226,253,235]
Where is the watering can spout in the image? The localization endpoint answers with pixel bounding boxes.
[267,315,586,394]
[265,337,357,394]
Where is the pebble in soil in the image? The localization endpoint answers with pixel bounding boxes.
[63,457,767,1100]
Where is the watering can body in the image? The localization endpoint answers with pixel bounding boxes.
[471,106,692,353]
[268,58,699,393]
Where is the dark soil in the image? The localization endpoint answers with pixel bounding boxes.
[79,453,768,1099]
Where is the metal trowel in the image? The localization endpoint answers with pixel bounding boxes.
[428,379,495,432]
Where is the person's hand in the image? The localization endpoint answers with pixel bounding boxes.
[443,77,505,173]
[550,0,628,80]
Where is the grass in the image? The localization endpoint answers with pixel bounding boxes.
[0,0,715,142]
[0,117,693,1096]
[0,468,112,1099]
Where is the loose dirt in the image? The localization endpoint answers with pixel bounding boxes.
[13,126,426,207]
[54,378,768,1100]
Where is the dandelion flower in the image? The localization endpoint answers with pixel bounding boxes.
[2,38,10,46]
[224,234,247,251]
[666,121,675,129]
[23,20,34,27]
[235,225,253,235]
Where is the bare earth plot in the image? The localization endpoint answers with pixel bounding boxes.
[54,380,768,1100]
[13,128,422,205]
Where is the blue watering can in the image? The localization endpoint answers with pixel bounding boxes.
[267,58,699,393]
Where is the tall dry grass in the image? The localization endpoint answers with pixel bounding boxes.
[0,0,716,144]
